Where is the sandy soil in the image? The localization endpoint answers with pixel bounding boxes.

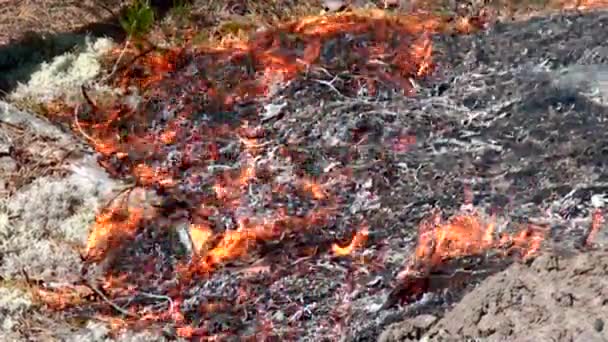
[379,249,608,341]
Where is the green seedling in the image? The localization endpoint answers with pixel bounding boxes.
[120,0,156,39]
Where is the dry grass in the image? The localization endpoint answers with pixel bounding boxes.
[0,0,125,46]
[1,0,599,49]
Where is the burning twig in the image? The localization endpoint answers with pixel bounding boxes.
[585,208,604,247]
[73,104,97,145]
[83,279,137,318]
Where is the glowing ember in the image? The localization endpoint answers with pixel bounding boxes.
[189,223,213,254]
[332,226,370,256]
[85,207,143,261]
[586,208,604,246]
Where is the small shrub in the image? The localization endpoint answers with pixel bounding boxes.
[120,0,155,38]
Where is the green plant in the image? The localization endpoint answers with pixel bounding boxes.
[120,0,155,38]
[170,0,193,24]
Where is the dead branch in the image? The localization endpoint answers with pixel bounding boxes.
[83,279,138,318]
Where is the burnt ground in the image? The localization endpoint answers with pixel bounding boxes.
[2,7,608,342]
[344,10,608,341]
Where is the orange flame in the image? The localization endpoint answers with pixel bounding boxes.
[192,208,333,273]
[413,210,545,268]
[586,208,604,246]
[412,34,433,77]
[189,223,214,255]
[332,226,370,256]
[85,207,143,261]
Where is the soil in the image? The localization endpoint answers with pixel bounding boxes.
[379,250,608,341]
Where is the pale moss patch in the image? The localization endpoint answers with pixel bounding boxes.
[0,287,32,313]
[8,36,118,105]
[0,286,32,333]
[60,209,97,245]
[0,159,120,281]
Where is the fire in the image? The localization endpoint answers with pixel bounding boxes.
[36,3,608,336]
[411,34,433,77]
[189,223,213,254]
[39,7,494,338]
[398,209,546,280]
[586,208,604,246]
[332,226,370,256]
[191,207,334,273]
[85,207,143,261]
[414,213,496,265]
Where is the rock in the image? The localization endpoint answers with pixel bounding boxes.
[552,64,608,104]
[594,318,604,332]
[0,141,10,155]
[323,0,347,12]
[411,314,437,330]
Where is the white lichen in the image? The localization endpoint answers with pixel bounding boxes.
[0,287,32,313]
[1,159,120,280]
[8,36,117,104]
[0,287,32,332]
[65,321,110,342]
[63,321,177,342]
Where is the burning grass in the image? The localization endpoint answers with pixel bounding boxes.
[16,3,608,340]
[25,10,482,338]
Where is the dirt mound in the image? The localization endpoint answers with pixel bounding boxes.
[380,249,608,341]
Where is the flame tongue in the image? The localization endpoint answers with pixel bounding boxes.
[380,207,549,309]
[412,210,545,270]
